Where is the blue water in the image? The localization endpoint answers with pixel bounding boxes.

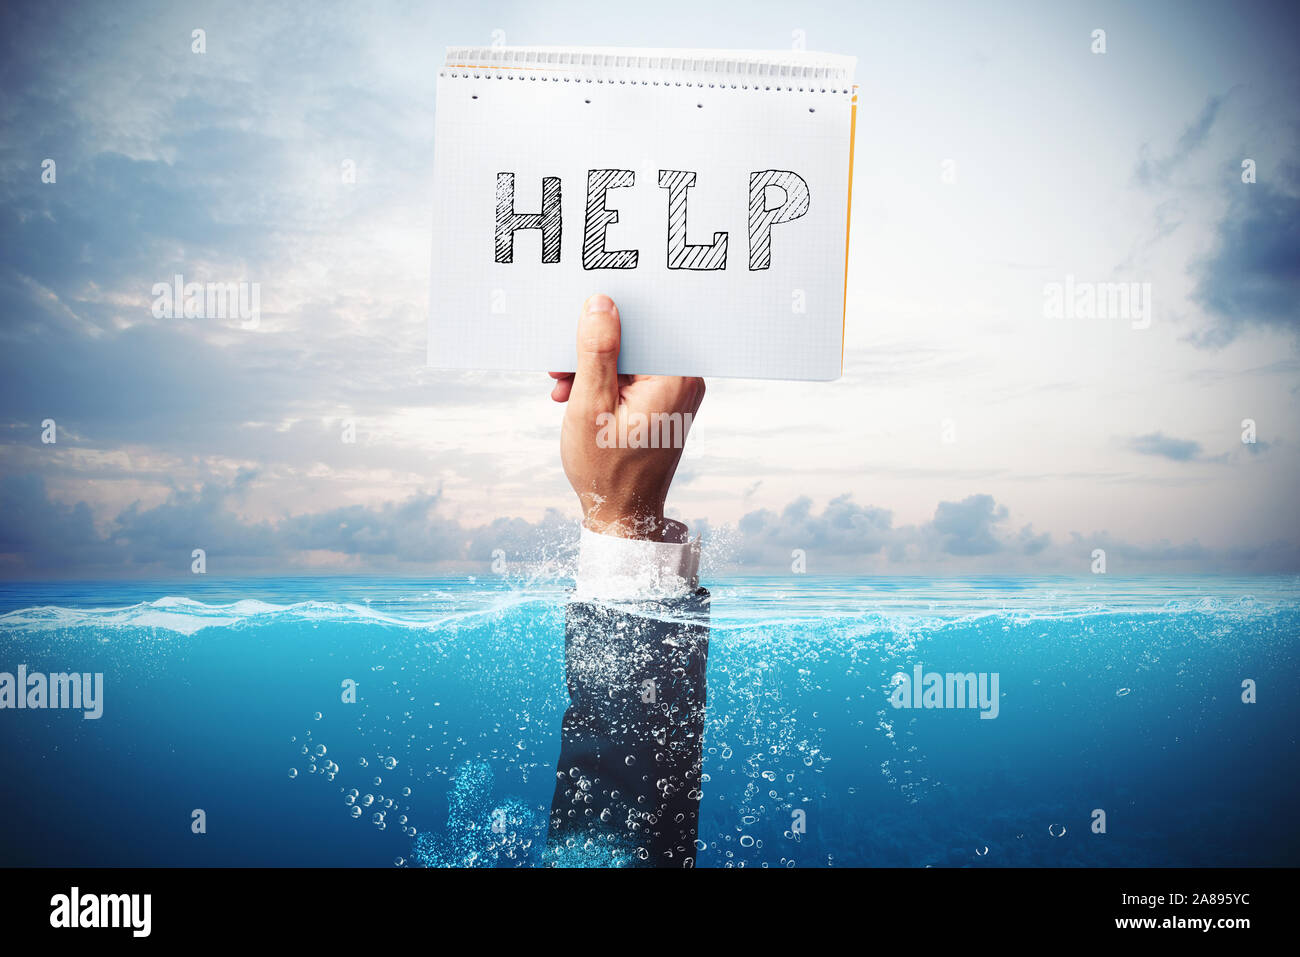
[1,576,1296,867]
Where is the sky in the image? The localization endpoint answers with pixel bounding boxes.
[0,0,1297,577]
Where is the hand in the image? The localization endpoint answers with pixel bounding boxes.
[548,294,705,543]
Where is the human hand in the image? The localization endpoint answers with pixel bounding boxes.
[548,294,705,543]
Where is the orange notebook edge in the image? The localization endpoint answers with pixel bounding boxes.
[840,88,857,377]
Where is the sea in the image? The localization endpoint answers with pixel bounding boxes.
[1,575,1295,867]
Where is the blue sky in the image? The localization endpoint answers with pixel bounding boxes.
[1,0,1297,576]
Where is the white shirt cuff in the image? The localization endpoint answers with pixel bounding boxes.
[574,525,701,601]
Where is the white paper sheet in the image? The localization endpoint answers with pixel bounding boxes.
[428,47,856,380]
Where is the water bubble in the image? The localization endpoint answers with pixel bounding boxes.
[383,756,398,770]
[313,711,322,720]
[1116,688,1131,697]
[624,755,636,766]
[349,806,362,818]
[1048,823,1067,837]
[975,846,989,857]
[739,835,755,848]
[315,744,327,756]
[287,768,298,779]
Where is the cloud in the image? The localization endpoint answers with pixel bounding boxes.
[1126,432,1203,462]
[1134,95,1224,188]
[1192,167,1300,343]
[0,473,572,575]
[1015,523,1051,556]
[2,477,1297,577]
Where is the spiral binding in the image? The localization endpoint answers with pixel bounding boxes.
[441,46,857,94]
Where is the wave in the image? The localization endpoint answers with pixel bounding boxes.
[0,587,1291,637]
[0,593,561,636]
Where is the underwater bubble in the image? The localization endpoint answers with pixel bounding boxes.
[315,744,327,756]
[362,794,374,807]
[373,776,382,786]
[358,757,368,768]
[350,806,362,818]
[401,787,412,797]
[624,755,636,766]
[287,768,297,779]
[313,712,322,720]
[373,812,385,824]
[976,846,989,857]
[384,756,398,770]
[394,857,405,867]
[740,835,755,847]
[1048,823,1067,837]
[1116,688,1131,697]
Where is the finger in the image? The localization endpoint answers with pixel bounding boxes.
[570,294,621,416]
[550,376,574,403]
[689,377,706,413]
[625,374,705,415]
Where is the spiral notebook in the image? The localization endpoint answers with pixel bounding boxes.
[428,46,857,381]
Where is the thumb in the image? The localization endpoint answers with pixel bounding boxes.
[570,294,621,416]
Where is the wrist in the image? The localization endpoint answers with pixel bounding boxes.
[580,500,684,543]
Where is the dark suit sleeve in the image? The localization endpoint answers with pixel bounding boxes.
[546,587,710,868]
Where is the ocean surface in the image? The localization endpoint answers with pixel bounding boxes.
[0,575,1296,867]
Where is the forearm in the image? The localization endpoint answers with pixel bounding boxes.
[547,529,710,868]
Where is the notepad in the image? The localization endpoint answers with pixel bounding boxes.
[428,46,857,381]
